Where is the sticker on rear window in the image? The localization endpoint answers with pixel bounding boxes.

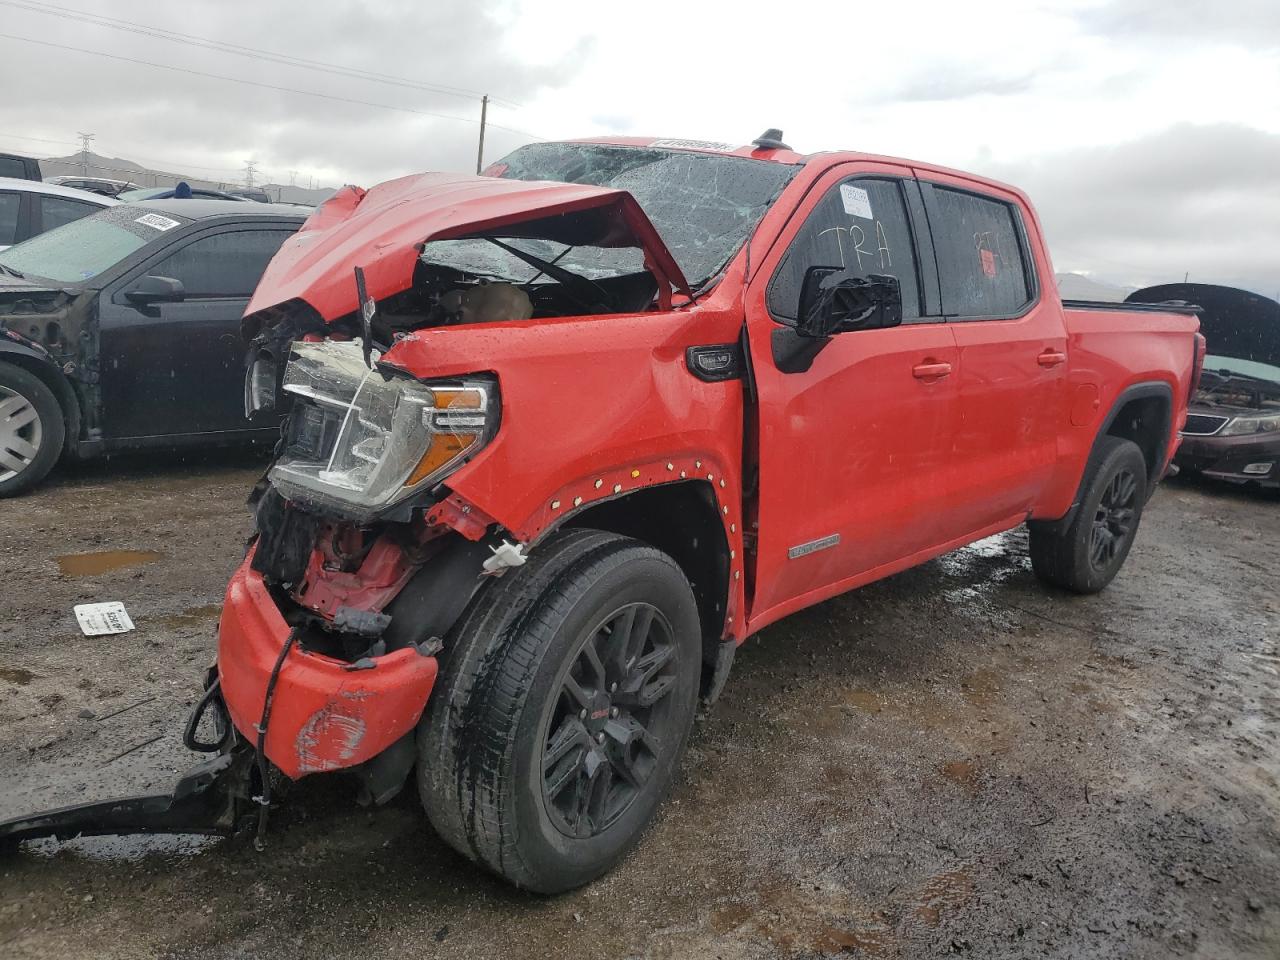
[135,213,181,231]
[980,248,997,277]
[840,184,873,220]
[651,138,738,152]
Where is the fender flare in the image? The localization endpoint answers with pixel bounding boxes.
[0,337,83,456]
[1040,379,1173,533]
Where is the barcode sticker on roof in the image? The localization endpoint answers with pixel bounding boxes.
[651,139,739,152]
[74,602,135,636]
[135,213,181,231]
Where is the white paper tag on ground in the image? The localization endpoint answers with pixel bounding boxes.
[74,602,135,636]
[840,184,874,219]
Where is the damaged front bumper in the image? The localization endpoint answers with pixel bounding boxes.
[218,554,439,780]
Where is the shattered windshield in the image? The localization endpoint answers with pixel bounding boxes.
[423,236,639,283]
[487,142,799,287]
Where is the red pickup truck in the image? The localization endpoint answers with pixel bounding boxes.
[9,133,1201,890]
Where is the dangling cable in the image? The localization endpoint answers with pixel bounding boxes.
[252,626,299,851]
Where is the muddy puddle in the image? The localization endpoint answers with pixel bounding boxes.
[55,550,164,577]
[157,604,223,629]
[22,833,222,863]
[0,665,37,685]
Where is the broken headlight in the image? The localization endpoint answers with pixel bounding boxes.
[1219,412,1280,436]
[268,340,496,517]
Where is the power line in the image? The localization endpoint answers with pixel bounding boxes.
[0,0,523,109]
[0,33,542,139]
[0,130,80,147]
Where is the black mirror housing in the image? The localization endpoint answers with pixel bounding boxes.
[796,268,902,338]
[125,275,186,305]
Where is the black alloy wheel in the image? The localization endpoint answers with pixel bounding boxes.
[1028,435,1149,594]
[539,601,679,839]
[1089,467,1138,571]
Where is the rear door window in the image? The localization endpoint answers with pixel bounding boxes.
[146,228,296,298]
[767,177,922,322]
[926,186,1032,318]
[39,195,100,232]
[0,191,19,245]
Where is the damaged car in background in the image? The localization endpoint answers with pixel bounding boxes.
[0,199,305,495]
[2,134,1204,894]
[1130,283,1280,489]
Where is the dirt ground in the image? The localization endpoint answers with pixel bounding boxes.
[0,450,1277,960]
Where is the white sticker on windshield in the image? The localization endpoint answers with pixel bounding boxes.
[135,213,181,231]
[840,184,874,220]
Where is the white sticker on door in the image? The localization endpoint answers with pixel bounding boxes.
[839,184,874,219]
[135,213,181,231]
[74,601,135,636]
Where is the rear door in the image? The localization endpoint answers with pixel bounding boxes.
[99,222,297,439]
[916,174,1068,535]
[744,163,960,625]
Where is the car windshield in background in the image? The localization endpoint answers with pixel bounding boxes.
[1204,354,1280,386]
[0,205,190,283]
[491,143,799,287]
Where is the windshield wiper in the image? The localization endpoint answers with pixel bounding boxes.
[486,238,616,313]
[0,263,25,279]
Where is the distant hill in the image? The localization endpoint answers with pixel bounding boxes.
[1055,272,1133,302]
[39,151,335,206]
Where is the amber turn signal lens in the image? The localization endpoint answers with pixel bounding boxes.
[406,431,479,486]
[403,384,492,488]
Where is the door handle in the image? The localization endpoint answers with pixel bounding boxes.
[1037,349,1067,367]
[912,360,952,380]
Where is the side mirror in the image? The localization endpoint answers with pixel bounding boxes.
[125,275,186,305]
[796,267,902,338]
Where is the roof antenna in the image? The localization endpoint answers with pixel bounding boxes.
[752,128,790,150]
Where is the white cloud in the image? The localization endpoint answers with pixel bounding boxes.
[0,0,1276,289]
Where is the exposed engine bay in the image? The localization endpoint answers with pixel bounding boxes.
[367,238,661,341]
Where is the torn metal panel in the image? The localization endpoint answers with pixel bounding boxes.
[0,285,101,432]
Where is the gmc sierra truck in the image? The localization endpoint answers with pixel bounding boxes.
[1,132,1204,892]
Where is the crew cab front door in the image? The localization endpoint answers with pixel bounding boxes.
[99,224,296,440]
[744,164,959,627]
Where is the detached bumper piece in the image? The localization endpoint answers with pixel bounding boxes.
[0,749,253,849]
[218,557,439,780]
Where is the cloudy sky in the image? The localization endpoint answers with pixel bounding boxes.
[1,0,1277,295]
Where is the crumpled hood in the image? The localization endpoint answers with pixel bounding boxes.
[245,172,691,323]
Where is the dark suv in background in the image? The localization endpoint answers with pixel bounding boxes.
[0,199,307,495]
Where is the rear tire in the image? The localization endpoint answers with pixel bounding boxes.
[417,528,701,893]
[1029,435,1148,594]
[0,361,64,498]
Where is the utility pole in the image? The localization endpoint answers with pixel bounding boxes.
[243,159,259,189]
[76,132,95,175]
[288,170,297,187]
[475,94,489,174]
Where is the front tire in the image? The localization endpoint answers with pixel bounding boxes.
[0,361,64,498]
[418,528,701,893]
[1029,435,1148,593]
